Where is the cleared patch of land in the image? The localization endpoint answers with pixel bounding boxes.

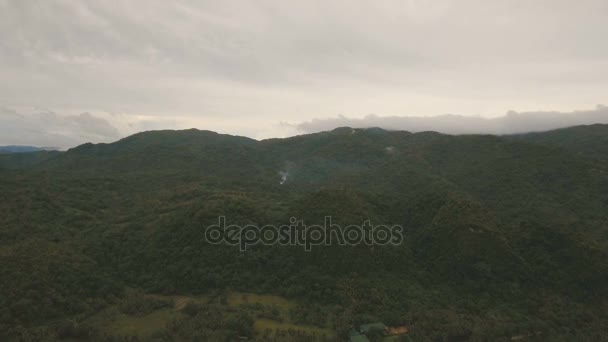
[227,291,294,308]
[83,291,335,341]
[254,318,336,340]
[107,309,181,338]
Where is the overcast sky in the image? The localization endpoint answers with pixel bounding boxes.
[1,0,607,148]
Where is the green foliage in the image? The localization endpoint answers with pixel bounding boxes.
[117,289,171,316]
[1,125,608,340]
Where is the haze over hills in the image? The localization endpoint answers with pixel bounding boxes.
[2,105,607,150]
[294,105,608,136]
[1,124,607,340]
[0,145,58,153]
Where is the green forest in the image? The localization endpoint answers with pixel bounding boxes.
[1,125,607,341]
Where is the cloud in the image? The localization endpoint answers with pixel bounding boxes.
[71,112,121,138]
[0,106,291,149]
[0,108,122,149]
[0,1,606,145]
[292,105,608,135]
[2,104,608,149]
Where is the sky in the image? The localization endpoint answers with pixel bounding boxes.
[1,0,607,149]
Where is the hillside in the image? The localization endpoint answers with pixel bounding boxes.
[508,124,608,162]
[1,125,607,341]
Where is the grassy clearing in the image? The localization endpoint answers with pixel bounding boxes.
[151,294,209,309]
[227,291,294,308]
[107,309,183,338]
[228,291,296,320]
[84,291,337,340]
[254,318,336,340]
[84,294,198,339]
[228,292,336,340]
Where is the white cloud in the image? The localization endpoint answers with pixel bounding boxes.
[0,108,122,148]
[292,105,608,135]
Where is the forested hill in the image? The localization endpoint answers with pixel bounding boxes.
[1,125,607,340]
[507,124,608,162]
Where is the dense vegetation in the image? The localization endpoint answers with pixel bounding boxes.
[1,125,607,341]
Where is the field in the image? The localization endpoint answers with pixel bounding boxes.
[83,291,337,341]
[254,318,336,340]
[107,309,179,338]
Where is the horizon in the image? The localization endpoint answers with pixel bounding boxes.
[2,105,608,150]
[1,119,607,152]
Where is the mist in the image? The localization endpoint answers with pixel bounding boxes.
[293,105,608,135]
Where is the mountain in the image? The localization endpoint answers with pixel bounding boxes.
[508,124,608,162]
[0,146,60,170]
[0,150,62,170]
[0,145,58,153]
[1,125,607,341]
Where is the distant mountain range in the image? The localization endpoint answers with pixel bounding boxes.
[0,145,58,153]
